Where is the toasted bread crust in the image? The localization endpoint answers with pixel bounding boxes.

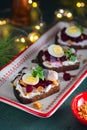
[55,35,87,49]
[37,50,80,72]
[13,85,60,104]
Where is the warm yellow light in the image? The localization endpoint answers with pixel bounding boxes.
[76,2,85,8]
[32,2,38,8]
[34,25,40,30]
[40,22,45,27]
[28,32,40,43]
[15,37,26,43]
[0,21,2,25]
[59,9,64,14]
[56,13,62,18]
[20,47,26,52]
[15,38,20,42]
[20,37,26,43]
[67,12,73,18]
[81,2,85,7]
[33,35,39,41]
[28,0,32,4]
[76,2,81,7]
[64,11,68,16]
[0,20,7,25]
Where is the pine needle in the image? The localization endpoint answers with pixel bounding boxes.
[0,35,16,68]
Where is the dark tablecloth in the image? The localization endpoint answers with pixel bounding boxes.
[0,78,87,130]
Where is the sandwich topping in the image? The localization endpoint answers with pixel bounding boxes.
[42,44,79,68]
[14,66,59,99]
[57,25,87,47]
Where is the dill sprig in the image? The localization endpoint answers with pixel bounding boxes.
[0,35,16,68]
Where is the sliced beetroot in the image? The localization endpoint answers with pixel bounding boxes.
[63,72,71,81]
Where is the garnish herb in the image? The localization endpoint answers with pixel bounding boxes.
[32,66,44,80]
[70,55,76,61]
[64,48,76,61]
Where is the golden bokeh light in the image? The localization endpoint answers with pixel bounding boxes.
[32,2,38,8]
[34,25,41,30]
[20,37,26,43]
[0,20,7,25]
[28,32,40,43]
[28,0,32,4]
[56,13,62,18]
[59,9,64,14]
[76,2,85,8]
[67,12,73,18]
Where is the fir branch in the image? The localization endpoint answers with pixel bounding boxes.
[0,35,16,68]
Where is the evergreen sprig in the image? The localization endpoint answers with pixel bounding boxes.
[0,35,16,68]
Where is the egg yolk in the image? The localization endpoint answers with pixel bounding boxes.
[67,26,80,34]
[52,45,63,55]
[24,75,39,85]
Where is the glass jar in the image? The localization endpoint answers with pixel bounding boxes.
[11,0,31,26]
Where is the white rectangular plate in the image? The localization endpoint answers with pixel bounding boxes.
[0,21,87,118]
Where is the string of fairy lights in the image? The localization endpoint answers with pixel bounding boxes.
[54,2,86,20]
[0,0,86,44]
